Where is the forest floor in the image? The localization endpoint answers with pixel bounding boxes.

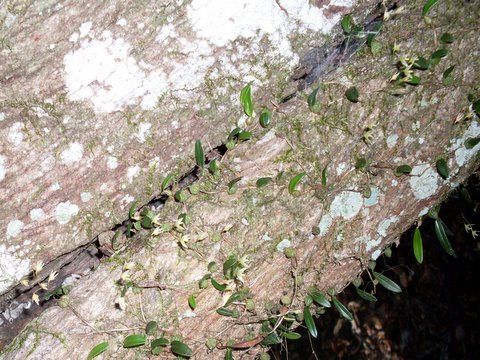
[271,170,480,360]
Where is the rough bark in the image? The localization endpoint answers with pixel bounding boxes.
[1,0,479,359]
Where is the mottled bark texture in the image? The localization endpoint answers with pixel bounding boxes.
[1,0,479,359]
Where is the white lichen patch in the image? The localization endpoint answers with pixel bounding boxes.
[377,216,399,237]
[276,239,291,252]
[449,121,480,167]
[408,164,439,200]
[330,191,363,220]
[371,249,382,260]
[126,165,141,183]
[80,192,93,202]
[365,237,382,252]
[7,122,24,146]
[6,220,24,239]
[60,142,83,166]
[50,182,61,191]
[29,208,46,221]
[107,156,118,169]
[55,201,79,225]
[135,122,152,143]
[79,21,92,38]
[364,186,380,207]
[418,207,429,217]
[0,245,30,294]
[336,162,347,176]
[0,155,6,181]
[318,213,333,236]
[386,134,398,149]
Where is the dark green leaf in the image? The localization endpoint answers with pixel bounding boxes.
[256,177,272,188]
[225,347,233,360]
[209,159,219,175]
[464,137,480,149]
[261,331,282,346]
[133,221,142,231]
[216,307,239,318]
[223,256,239,276]
[473,99,480,116]
[436,158,449,179]
[355,157,367,170]
[309,289,331,307]
[224,292,243,307]
[174,189,187,203]
[87,342,109,360]
[413,227,423,263]
[228,127,242,141]
[170,340,193,358]
[195,140,205,168]
[282,331,302,340]
[211,278,227,292]
[356,288,377,302]
[188,294,196,310]
[240,84,253,117]
[141,215,153,229]
[151,338,169,355]
[345,86,359,102]
[128,201,138,220]
[288,172,306,195]
[395,164,412,176]
[341,14,353,34]
[422,0,439,16]
[440,33,454,44]
[405,75,421,86]
[161,173,174,192]
[435,218,456,257]
[227,177,242,190]
[373,272,402,293]
[238,130,252,141]
[259,109,271,128]
[123,334,146,348]
[332,297,353,321]
[303,306,317,338]
[307,87,319,109]
[413,57,430,70]
[431,48,448,59]
[145,320,158,335]
[443,65,455,79]
[321,167,327,187]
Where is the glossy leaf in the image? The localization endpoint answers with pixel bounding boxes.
[128,201,138,220]
[422,0,439,16]
[303,306,317,338]
[307,87,319,109]
[170,340,193,358]
[309,289,331,307]
[195,140,205,168]
[373,271,402,293]
[151,338,169,355]
[216,307,238,318]
[225,347,233,360]
[355,157,367,170]
[440,33,454,43]
[145,320,158,335]
[161,173,174,192]
[473,99,480,116]
[443,65,455,79]
[341,14,353,34]
[321,167,327,187]
[227,177,242,190]
[238,130,252,141]
[283,331,302,340]
[288,172,306,195]
[435,218,456,257]
[123,334,146,348]
[356,288,377,302]
[256,177,272,188]
[188,294,196,310]
[464,137,480,149]
[395,164,412,176]
[87,342,109,360]
[259,109,271,128]
[345,86,359,102]
[413,227,423,263]
[224,292,243,307]
[240,84,253,117]
[431,48,448,59]
[406,75,421,86]
[436,158,449,179]
[413,57,429,70]
[211,278,227,292]
[332,297,354,321]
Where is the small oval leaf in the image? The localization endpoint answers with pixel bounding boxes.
[283,331,302,340]
[436,158,449,180]
[373,271,402,293]
[87,342,109,360]
[151,337,169,355]
[259,109,271,128]
[440,33,454,44]
[256,177,272,188]
[170,340,193,358]
[422,0,439,16]
[464,137,480,149]
[211,278,227,292]
[413,227,424,264]
[240,84,253,117]
[309,289,331,308]
[145,320,158,335]
[395,164,412,176]
[123,334,146,348]
[345,86,359,103]
[188,294,196,310]
[195,140,205,169]
[356,288,377,302]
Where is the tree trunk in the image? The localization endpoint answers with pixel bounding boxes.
[1,0,479,358]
